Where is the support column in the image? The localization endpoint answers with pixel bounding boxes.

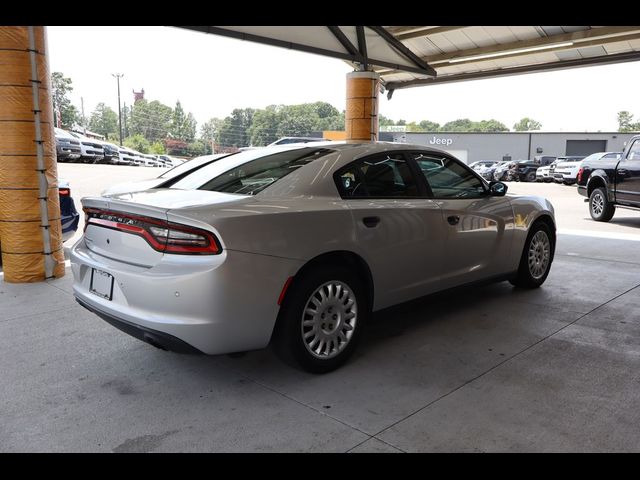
[0,26,65,282]
[345,71,380,142]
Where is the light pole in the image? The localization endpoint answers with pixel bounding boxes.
[112,73,124,146]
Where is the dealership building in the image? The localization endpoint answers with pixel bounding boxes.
[383,131,636,164]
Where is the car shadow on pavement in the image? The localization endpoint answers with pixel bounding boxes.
[608,217,640,228]
[361,280,513,347]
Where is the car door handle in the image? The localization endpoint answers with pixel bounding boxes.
[447,215,460,226]
[362,216,380,228]
[618,169,628,176]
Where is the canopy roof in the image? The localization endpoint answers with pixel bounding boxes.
[177,26,640,98]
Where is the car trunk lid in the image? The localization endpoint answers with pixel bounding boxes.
[80,189,249,267]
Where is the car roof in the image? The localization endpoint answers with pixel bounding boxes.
[167,141,465,199]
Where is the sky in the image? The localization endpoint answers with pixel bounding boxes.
[47,26,640,133]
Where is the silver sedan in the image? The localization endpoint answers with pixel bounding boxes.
[71,142,556,373]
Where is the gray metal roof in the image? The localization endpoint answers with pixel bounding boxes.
[176,26,640,98]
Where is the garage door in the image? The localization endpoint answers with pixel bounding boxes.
[566,140,607,156]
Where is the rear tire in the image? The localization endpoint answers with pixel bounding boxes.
[273,265,367,373]
[510,221,554,289]
[589,187,615,222]
[525,171,536,182]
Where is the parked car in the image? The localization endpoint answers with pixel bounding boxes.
[59,179,80,241]
[533,155,556,166]
[513,160,542,182]
[95,140,120,164]
[536,161,558,182]
[69,132,105,163]
[54,128,81,162]
[158,155,183,167]
[117,147,137,165]
[469,161,499,177]
[72,142,556,373]
[551,155,586,184]
[101,153,232,195]
[493,161,517,181]
[577,139,639,221]
[477,161,506,181]
[0,179,79,255]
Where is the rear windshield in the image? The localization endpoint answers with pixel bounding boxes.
[158,153,234,180]
[170,147,335,195]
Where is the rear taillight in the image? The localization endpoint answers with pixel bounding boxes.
[83,208,221,255]
[577,167,584,183]
[59,188,70,196]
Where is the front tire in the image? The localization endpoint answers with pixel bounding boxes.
[525,171,536,182]
[589,187,615,222]
[510,221,554,288]
[273,265,367,373]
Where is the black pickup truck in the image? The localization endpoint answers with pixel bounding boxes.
[577,135,640,221]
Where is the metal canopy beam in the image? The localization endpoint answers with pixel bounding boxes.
[177,26,437,77]
[393,26,469,40]
[385,50,640,92]
[173,26,640,95]
[368,25,437,76]
[424,26,640,66]
[326,26,360,58]
[356,26,368,70]
[375,26,640,75]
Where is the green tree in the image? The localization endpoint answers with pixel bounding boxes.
[122,104,130,138]
[129,99,173,142]
[418,120,440,131]
[149,141,166,154]
[219,108,256,148]
[319,110,345,131]
[277,104,320,137]
[441,118,474,131]
[51,72,78,128]
[200,117,224,153]
[186,140,207,157]
[617,111,638,132]
[248,105,282,146]
[124,134,151,154]
[406,121,422,132]
[379,115,395,127]
[397,119,406,126]
[513,117,542,131]
[471,119,509,132]
[88,103,119,140]
[184,113,198,142]
[170,100,186,139]
[312,101,339,119]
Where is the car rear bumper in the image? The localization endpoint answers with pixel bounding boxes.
[71,239,304,354]
[76,297,203,354]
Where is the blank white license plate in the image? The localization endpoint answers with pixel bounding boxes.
[90,269,114,301]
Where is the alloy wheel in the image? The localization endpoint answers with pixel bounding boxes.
[528,230,551,280]
[301,281,357,359]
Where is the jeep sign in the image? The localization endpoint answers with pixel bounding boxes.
[429,137,453,146]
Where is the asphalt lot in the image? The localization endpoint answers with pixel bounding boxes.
[1,163,640,452]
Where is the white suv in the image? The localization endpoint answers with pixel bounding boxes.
[552,156,586,184]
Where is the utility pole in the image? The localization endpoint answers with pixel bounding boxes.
[80,96,86,133]
[112,73,124,146]
[123,102,128,138]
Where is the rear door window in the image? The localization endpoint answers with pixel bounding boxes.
[336,153,420,198]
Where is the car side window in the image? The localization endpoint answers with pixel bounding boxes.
[627,140,640,161]
[410,153,487,199]
[337,153,419,198]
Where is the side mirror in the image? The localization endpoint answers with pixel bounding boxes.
[489,181,508,196]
